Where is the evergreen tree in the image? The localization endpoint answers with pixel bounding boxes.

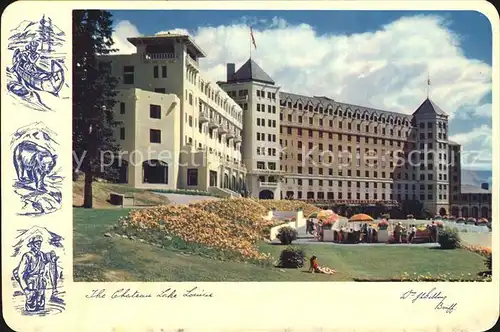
[46,17,53,52]
[39,15,46,51]
[72,10,120,208]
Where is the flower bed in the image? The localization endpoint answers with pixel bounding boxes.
[461,244,492,257]
[191,198,268,226]
[377,220,389,230]
[113,204,273,263]
[354,271,491,282]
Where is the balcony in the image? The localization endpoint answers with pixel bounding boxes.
[232,95,249,102]
[142,53,176,61]
[234,135,242,143]
[199,111,209,123]
[260,181,279,188]
[226,129,235,139]
[185,55,199,71]
[208,119,219,129]
[218,123,228,134]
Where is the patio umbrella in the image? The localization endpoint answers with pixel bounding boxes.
[308,212,318,219]
[318,209,334,219]
[323,213,340,223]
[467,217,477,222]
[348,213,374,222]
[478,218,489,223]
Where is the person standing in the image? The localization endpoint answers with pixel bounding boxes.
[408,224,417,243]
[13,235,58,313]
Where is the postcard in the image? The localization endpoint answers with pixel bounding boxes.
[1,1,499,331]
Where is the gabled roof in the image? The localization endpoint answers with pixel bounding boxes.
[228,58,275,85]
[412,98,447,117]
[279,91,413,121]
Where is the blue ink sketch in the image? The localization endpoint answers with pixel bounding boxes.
[12,226,65,316]
[11,122,64,216]
[6,15,67,112]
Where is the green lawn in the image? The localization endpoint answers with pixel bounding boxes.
[74,208,487,282]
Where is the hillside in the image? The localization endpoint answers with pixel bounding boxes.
[73,180,170,208]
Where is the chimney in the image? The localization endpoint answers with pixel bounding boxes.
[481,183,489,190]
[227,63,235,81]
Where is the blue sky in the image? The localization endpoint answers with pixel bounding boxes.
[110,10,492,64]
[110,10,494,172]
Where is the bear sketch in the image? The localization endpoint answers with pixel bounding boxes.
[13,140,57,191]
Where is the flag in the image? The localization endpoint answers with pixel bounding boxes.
[250,26,256,49]
[427,77,431,86]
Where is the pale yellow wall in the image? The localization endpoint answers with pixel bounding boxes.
[104,36,247,193]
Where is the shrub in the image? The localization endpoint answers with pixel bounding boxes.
[381,213,390,219]
[277,226,298,245]
[485,253,492,271]
[438,227,461,249]
[277,247,306,268]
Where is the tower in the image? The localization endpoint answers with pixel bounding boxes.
[412,98,450,215]
[218,59,282,200]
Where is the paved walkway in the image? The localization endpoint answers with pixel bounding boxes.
[273,237,440,247]
[460,232,492,247]
[154,193,220,205]
[292,223,440,247]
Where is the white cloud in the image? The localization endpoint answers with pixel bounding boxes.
[472,103,492,117]
[112,20,141,54]
[450,125,492,170]
[111,14,493,169]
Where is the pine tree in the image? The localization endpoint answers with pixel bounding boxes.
[39,15,46,51]
[46,17,53,52]
[72,10,120,208]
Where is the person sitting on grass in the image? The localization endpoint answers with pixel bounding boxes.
[308,255,336,275]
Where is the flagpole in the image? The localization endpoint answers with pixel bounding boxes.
[249,26,252,59]
[426,69,430,99]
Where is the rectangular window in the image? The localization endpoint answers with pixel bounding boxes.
[154,88,166,94]
[123,65,134,84]
[120,127,125,140]
[150,129,161,143]
[153,65,159,78]
[187,169,198,186]
[120,102,125,114]
[150,104,161,119]
[162,65,167,77]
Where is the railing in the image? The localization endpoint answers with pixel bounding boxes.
[232,95,249,102]
[218,123,228,134]
[199,111,209,123]
[143,53,176,60]
[221,159,247,171]
[185,55,199,69]
[260,182,279,188]
[208,119,219,128]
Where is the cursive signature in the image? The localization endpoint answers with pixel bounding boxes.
[400,288,457,314]
[85,287,214,300]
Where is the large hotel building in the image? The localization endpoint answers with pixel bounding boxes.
[103,33,492,219]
